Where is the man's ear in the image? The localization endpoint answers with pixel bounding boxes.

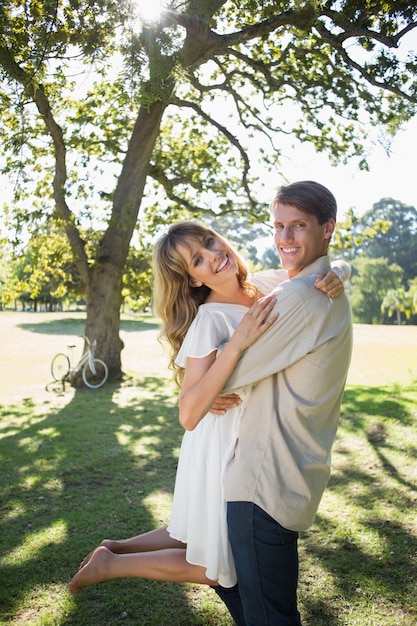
[324,218,336,240]
[189,277,203,288]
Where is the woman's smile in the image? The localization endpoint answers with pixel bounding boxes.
[216,254,229,273]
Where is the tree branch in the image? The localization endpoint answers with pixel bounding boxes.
[0,46,90,280]
[172,96,257,209]
[313,20,417,101]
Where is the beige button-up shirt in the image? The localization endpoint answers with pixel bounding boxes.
[223,256,353,531]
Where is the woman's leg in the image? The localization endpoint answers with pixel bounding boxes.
[68,545,217,595]
[79,526,186,569]
[103,526,186,553]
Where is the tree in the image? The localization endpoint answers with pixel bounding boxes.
[381,287,413,325]
[406,276,417,323]
[347,198,417,282]
[1,228,154,312]
[350,257,404,324]
[1,0,417,380]
[2,229,82,310]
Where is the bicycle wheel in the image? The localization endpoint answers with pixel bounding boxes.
[82,358,108,389]
[51,353,70,381]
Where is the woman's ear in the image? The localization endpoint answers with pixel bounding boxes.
[189,277,203,288]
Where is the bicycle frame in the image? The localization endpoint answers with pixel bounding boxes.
[50,337,108,389]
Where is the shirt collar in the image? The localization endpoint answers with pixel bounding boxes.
[291,255,330,279]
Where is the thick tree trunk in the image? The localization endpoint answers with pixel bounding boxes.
[84,262,124,379]
[77,98,171,382]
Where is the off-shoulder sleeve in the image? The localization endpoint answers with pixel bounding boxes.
[175,306,237,367]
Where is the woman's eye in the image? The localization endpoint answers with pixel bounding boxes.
[205,237,214,248]
[194,256,202,267]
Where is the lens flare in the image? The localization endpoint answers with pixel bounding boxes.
[135,0,166,25]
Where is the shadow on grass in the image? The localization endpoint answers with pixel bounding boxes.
[1,382,416,625]
[299,384,417,626]
[17,315,159,336]
[0,377,228,625]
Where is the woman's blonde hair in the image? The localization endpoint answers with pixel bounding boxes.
[152,221,256,385]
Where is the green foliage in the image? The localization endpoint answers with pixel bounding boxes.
[1,0,416,231]
[122,244,153,311]
[1,0,417,369]
[381,287,414,325]
[347,198,417,283]
[332,207,391,256]
[350,257,404,324]
[0,227,154,312]
[2,229,80,308]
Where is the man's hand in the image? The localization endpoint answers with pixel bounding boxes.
[210,393,242,415]
[315,268,344,298]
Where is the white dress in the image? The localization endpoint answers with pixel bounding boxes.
[167,302,252,588]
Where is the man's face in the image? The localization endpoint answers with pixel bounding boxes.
[272,203,335,278]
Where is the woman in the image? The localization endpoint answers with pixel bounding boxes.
[68,222,348,595]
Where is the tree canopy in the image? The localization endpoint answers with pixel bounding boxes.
[347,198,417,283]
[350,256,405,324]
[1,0,417,378]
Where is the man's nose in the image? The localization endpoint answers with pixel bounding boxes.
[281,226,294,242]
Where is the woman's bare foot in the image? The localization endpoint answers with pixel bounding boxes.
[69,545,114,595]
[78,539,116,570]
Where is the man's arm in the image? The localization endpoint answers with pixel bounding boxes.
[223,277,348,393]
[223,282,312,392]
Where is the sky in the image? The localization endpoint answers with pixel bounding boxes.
[275,114,417,221]
[2,103,415,226]
[2,15,416,230]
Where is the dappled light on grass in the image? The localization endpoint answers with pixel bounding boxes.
[1,520,67,567]
[14,583,74,626]
[298,382,417,625]
[143,490,173,526]
[1,316,417,625]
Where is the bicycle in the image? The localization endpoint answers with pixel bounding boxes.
[51,336,108,389]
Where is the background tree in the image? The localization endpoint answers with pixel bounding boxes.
[350,257,404,324]
[0,250,13,311]
[1,0,417,380]
[122,244,153,312]
[1,229,154,312]
[3,229,82,311]
[204,213,272,269]
[406,276,417,323]
[381,287,413,325]
[347,198,417,282]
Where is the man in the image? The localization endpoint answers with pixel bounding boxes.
[213,180,353,626]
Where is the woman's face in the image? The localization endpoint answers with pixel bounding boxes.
[176,234,239,290]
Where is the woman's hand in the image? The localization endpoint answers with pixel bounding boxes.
[230,293,278,353]
[314,268,344,298]
[210,393,242,415]
[179,294,277,430]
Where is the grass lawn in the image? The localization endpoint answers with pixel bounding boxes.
[0,312,416,625]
